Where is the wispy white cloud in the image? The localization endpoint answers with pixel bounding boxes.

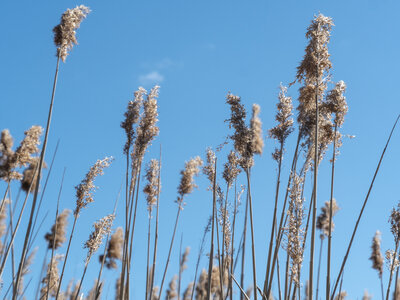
[138,71,164,85]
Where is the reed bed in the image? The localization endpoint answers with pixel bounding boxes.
[1,6,400,300]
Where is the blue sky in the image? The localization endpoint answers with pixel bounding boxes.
[1,0,400,299]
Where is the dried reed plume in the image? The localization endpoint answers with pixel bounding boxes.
[222,150,241,188]
[74,157,113,216]
[21,158,47,193]
[84,214,115,259]
[144,159,160,214]
[334,291,347,300]
[45,209,71,249]
[325,81,348,128]
[177,156,203,203]
[203,148,216,188]
[390,205,400,243]
[53,5,90,62]
[132,86,160,164]
[269,84,294,160]
[166,275,178,300]
[316,199,339,238]
[183,282,194,300]
[121,87,146,154]
[250,104,264,155]
[285,172,305,284]
[0,199,8,243]
[370,231,384,277]
[180,247,190,272]
[99,227,124,269]
[41,255,62,298]
[0,126,43,181]
[385,250,400,270]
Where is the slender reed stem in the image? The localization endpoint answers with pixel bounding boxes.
[13,54,61,300]
[158,205,182,299]
[178,235,183,300]
[228,179,238,300]
[240,189,249,300]
[35,249,49,300]
[74,259,90,300]
[55,214,78,299]
[326,124,337,300]
[149,147,162,300]
[245,168,258,300]
[231,273,250,300]
[145,213,152,300]
[386,241,399,300]
[331,114,400,299]
[264,142,284,299]
[207,160,217,300]
[316,237,324,300]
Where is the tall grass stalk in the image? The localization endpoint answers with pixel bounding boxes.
[240,190,249,300]
[149,149,162,300]
[207,160,217,300]
[386,241,399,300]
[245,168,258,300]
[326,124,337,300]
[331,114,400,299]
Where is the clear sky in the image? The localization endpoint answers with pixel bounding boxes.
[1,0,400,299]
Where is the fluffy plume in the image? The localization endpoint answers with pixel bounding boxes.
[202,148,216,188]
[40,254,63,298]
[21,158,47,193]
[390,204,400,244]
[99,227,124,269]
[180,247,190,273]
[166,275,178,300]
[74,157,113,216]
[285,172,305,284]
[0,126,43,181]
[0,199,8,242]
[222,150,241,188]
[53,5,90,62]
[132,86,160,164]
[250,103,264,155]
[369,231,384,278]
[386,249,400,270]
[333,291,347,300]
[183,282,194,300]
[121,87,146,154]
[143,159,160,214]
[45,209,71,249]
[84,214,115,259]
[316,199,339,238]
[177,157,203,204]
[269,84,294,160]
[325,81,348,127]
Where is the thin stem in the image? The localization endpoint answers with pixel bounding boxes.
[386,241,400,300]
[145,214,152,300]
[13,54,61,300]
[245,168,258,300]
[207,160,217,300]
[240,187,249,300]
[316,238,324,300]
[231,273,250,300]
[74,258,90,300]
[326,124,337,300]
[158,205,182,299]
[149,146,162,300]
[264,142,284,299]
[331,114,400,299]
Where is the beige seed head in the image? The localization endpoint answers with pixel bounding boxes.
[121,87,146,154]
[132,86,160,165]
[166,275,178,300]
[222,150,241,188]
[99,227,124,269]
[84,214,115,259]
[177,156,203,201]
[202,148,216,189]
[40,254,63,298]
[316,199,339,237]
[74,156,113,216]
[45,209,71,249]
[369,230,384,277]
[143,159,160,214]
[250,103,264,155]
[53,5,90,62]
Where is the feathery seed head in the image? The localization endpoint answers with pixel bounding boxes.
[74,156,113,216]
[202,148,216,188]
[121,87,146,154]
[166,275,178,300]
[143,159,160,214]
[40,254,63,298]
[222,150,241,188]
[250,103,264,155]
[45,209,71,249]
[269,84,294,157]
[370,230,384,277]
[84,214,115,259]
[390,204,400,243]
[132,86,160,164]
[316,199,339,237]
[177,156,203,201]
[100,227,124,269]
[53,5,90,62]
[325,80,348,127]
